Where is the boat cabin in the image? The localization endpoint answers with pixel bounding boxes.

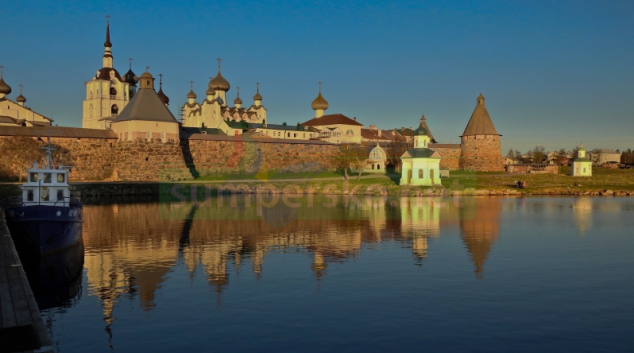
[21,161,71,206]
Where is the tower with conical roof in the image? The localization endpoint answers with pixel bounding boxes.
[82,17,132,130]
[311,82,329,118]
[459,94,504,171]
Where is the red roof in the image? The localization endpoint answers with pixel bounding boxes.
[301,114,363,127]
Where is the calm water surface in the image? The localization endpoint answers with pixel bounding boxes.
[34,196,634,352]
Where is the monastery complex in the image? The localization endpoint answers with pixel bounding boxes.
[0,21,505,182]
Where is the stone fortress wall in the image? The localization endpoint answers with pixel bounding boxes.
[0,135,338,182]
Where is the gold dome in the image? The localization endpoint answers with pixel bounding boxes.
[210,71,230,91]
[311,92,329,111]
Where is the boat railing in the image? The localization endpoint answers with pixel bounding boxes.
[0,195,82,209]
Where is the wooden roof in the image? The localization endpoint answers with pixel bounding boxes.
[461,94,500,136]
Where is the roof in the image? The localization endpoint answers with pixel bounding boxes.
[0,116,18,124]
[182,131,332,145]
[113,87,178,123]
[461,94,500,136]
[417,115,437,142]
[0,126,118,139]
[95,67,122,81]
[597,149,619,154]
[401,148,441,159]
[247,123,313,132]
[301,114,363,127]
[361,129,405,141]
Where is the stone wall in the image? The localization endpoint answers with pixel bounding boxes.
[0,136,338,182]
[0,136,116,181]
[431,145,461,170]
[459,135,504,172]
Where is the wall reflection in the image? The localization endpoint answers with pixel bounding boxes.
[82,195,502,339]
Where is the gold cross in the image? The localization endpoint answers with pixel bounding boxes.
[217,58,222,72]
[256,82,260,92]
[318,81,322,93]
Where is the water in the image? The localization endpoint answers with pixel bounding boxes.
[34,196,634,352]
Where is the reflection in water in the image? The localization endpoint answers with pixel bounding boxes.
[81,196,502,341]
[460,198,501,279]
[573,197,593,235]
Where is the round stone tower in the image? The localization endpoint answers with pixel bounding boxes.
[459,94,504,171]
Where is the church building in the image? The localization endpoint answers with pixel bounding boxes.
[400,119,442,186]
[0,67,52,127]
[181,60,267,132]
[300,84,363,144]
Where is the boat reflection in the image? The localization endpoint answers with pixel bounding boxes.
[21,241,84,311]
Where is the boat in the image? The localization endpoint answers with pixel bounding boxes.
[2,139,83,256]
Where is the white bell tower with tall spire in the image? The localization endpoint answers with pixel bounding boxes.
[82,16,131,130]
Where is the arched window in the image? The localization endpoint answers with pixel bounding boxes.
[419,169,423,178]
[346,129,354,136]
[57,190,64,201]
[27,190,34,201]
[111,104,118,115]
[110,87,117,96]
[377,164,381,170]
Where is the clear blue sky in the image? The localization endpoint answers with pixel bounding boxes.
[1,0,632,152]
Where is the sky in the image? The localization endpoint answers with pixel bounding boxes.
[0,0,632,152]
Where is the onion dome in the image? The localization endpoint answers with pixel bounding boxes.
[413,123,428,136]
[0,74,11,96]
[210,71,230,91]
[253,82,262,101]
[123,69,138,85]
[187,89,197,99]
[206,86,216,96]
[233,87,242,105]
[311,92,329,110]
[16,93,26,103]
[157,75,169,105]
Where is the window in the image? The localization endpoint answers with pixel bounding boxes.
[346,129,354,136]
[146,131,151,139]
[294,133,297,138]
[57,190,64,201]
[583,167,586,173]
[57,174,65,183]
[30,173,38,182]
[415,140,418,148]
[377,164,381,170]
[418,169,423,179]
[41,188,49,201]
[43,173,52,183]
[27,190,33,201]
[161,132,166,141]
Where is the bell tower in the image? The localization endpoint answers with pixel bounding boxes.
[82,16,131,130]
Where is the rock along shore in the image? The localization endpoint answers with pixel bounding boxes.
[69,182,634,198]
